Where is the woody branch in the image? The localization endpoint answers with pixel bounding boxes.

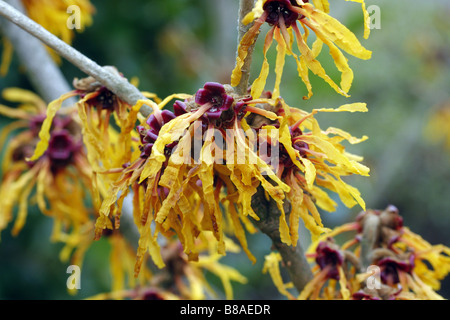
[0,0,153,117]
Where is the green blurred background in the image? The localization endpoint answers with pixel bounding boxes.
[0,0,449,299]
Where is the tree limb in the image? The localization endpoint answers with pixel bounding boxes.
[0,0,152,117]
[0,0,73,103]
[233,0,258,96]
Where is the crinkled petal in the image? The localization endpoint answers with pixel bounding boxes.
[262,252,295,299]
[251,27,274,99]
[272,28,287,100]
[314,102,368,113]
[302,3,372,59]
[27,91,79,161]
[231,14,266,87]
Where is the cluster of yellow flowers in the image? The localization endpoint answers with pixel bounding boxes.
[232,0,371,100]
[0,85,249,299]
[265,205,450,300]
[0,88,94,265]
[1,0,449,300]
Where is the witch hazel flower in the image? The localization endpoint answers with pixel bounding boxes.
[94,81,290,270]
[173,82,250,130]
[194,81,235,120]
[295,206,450,300]
[231,0,372,100]
[0,89,95,265]
[137,110,176,158]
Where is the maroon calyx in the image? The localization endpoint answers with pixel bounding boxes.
[315,241,344,280]
[141,289,165,300]
[276,125,309,174]
[78,86,117,111]
[29,114,47,135]
[234,98,251,121]
[377,256,414,285]
[47,129,81,171]
[138,110,177,159]
[263,0,306,27]
[175,82,244,130]
[290,126,309,158]
[195,82,235,120]
[173,100,188,117]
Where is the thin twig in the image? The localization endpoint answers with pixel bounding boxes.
[251,186,314,294]
[0,0,152,117]
[0,0,73,103]
[233,0,258,96]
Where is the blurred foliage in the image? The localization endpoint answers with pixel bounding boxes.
[0,0,449,299]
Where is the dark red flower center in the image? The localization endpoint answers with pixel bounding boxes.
[15,115,81,170]
[315,241,344,280]
[175,82,248,131]
[352,291,382,300]
[276,126,309,174]
[29,114,47,135]
[141,289,165,300]
[194,82,235,120]
[47,130,81,171]
[263,0,305,27]
[137,110,177,159]
[378,256,414,285]
[95,87,117,110]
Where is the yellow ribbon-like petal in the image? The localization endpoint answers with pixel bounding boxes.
[27,91,78,161]
[302,3,372,60]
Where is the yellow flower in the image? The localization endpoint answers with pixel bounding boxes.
[0,88,154,298]
[231,0,371,100]
[299,238,354,300]
[400,228,450,293]
[24,0,94,42]
[94,82,288,269]
[1,0,95,75]
[250,95,369,244]
[94,81,369,277]
[262,239,357,300]
[0,88,96,264]
[72,69,147,196]
[297,205,450,300]
[262,252,296,299]
[89,234,247,300]
[26,69,150,210]
[105,230,153,294]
